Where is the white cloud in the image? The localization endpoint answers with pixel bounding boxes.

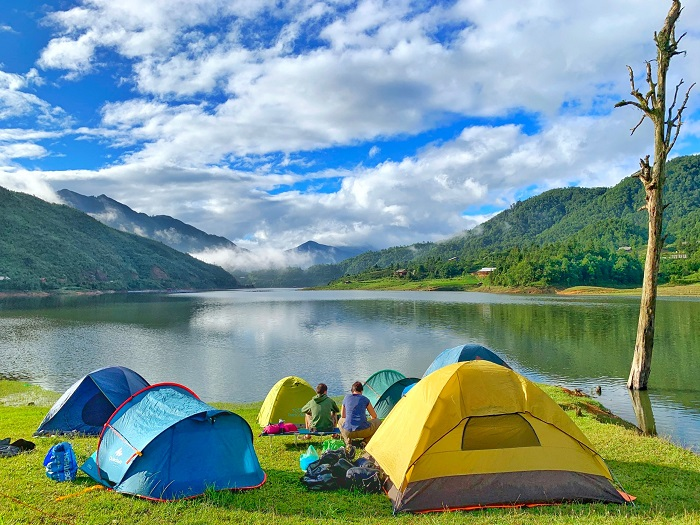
[37,35,97,77]
[0,168,62,203]
[0,142,48,160]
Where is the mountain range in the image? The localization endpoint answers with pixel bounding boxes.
[57,189,243,255]
[286,241,374,265]
[58,189,368,266]
[0,187,238,292]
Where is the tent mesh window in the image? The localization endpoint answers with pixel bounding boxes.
[461,414,540,450]
[81,392,117,427]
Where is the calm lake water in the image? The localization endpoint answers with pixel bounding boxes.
[0,289,698,452]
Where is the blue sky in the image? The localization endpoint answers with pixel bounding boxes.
[1,0,699,270]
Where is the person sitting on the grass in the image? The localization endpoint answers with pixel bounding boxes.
[301,383,340,432]
[338,381,381,447]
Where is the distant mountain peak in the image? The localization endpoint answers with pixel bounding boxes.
[287,240,373,265]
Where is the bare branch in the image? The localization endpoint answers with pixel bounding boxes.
[676,30,687,48]
[631,114,647,135]
[638,205,648,212]
[614,100,644,110]
[628,65,650,108]
[645,61,657,108]
[665,78,685,145]
[668,78,684,115]
[667,82,696,153]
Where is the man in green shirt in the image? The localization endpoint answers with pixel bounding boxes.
[301,383,340,432]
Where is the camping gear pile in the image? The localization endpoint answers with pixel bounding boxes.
[300,446,382,493]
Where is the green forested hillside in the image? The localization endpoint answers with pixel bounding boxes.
[258,154,700,288]
[0,187,238,292]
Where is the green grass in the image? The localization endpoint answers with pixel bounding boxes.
[557,284,700,296]
[316,276,700,297]
[1,381,699,524]
[319,275,482,292]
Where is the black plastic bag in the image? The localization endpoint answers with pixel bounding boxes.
[301,471,338,491]
[346,466,383,493]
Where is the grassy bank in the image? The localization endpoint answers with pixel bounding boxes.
[557,284,700,296]
[317,275,483,292]
[1,380,699,525]
[314,277,700,296]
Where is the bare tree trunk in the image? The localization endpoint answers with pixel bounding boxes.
[629,159,663,389]
[616,0,693,390]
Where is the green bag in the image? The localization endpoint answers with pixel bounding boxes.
[322,439,345,452]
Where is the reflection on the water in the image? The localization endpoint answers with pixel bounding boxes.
[630,389,657,436]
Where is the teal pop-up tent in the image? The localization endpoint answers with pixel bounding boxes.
[372,377,419,419]
[81,383,266,500]
[363,370,419,419]
[363,370,406,407]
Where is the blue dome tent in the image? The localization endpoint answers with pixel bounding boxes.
[423,344,511,377]
[35,366,149,436]
[81,383,266,500]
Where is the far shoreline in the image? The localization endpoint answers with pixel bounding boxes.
[2,282,700,298]
[308,281,700,297]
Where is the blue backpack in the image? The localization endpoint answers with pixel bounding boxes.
[43,442,78,482]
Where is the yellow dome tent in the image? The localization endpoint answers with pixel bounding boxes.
[365,361,631,513]
[257,376,315,427]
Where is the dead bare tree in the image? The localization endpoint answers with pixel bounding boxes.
[615,0,694,390]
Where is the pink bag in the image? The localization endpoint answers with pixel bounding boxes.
[263,423,282,434]
[263,422,298,434]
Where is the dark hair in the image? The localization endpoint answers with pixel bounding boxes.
[351,381,363,393]
[316,383,327,395]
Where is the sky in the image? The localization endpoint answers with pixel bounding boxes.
[1,1,699,270]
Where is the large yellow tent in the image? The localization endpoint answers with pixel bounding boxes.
[365,361,631,513]
[257,376,315,427]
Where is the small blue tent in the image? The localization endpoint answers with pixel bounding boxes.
[423,344,511,377]
[81,383,266,500]
[35,366,149,436]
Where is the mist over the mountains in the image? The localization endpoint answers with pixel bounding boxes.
[192,247,317,272]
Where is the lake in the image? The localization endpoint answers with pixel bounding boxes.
[0,289,698,452]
